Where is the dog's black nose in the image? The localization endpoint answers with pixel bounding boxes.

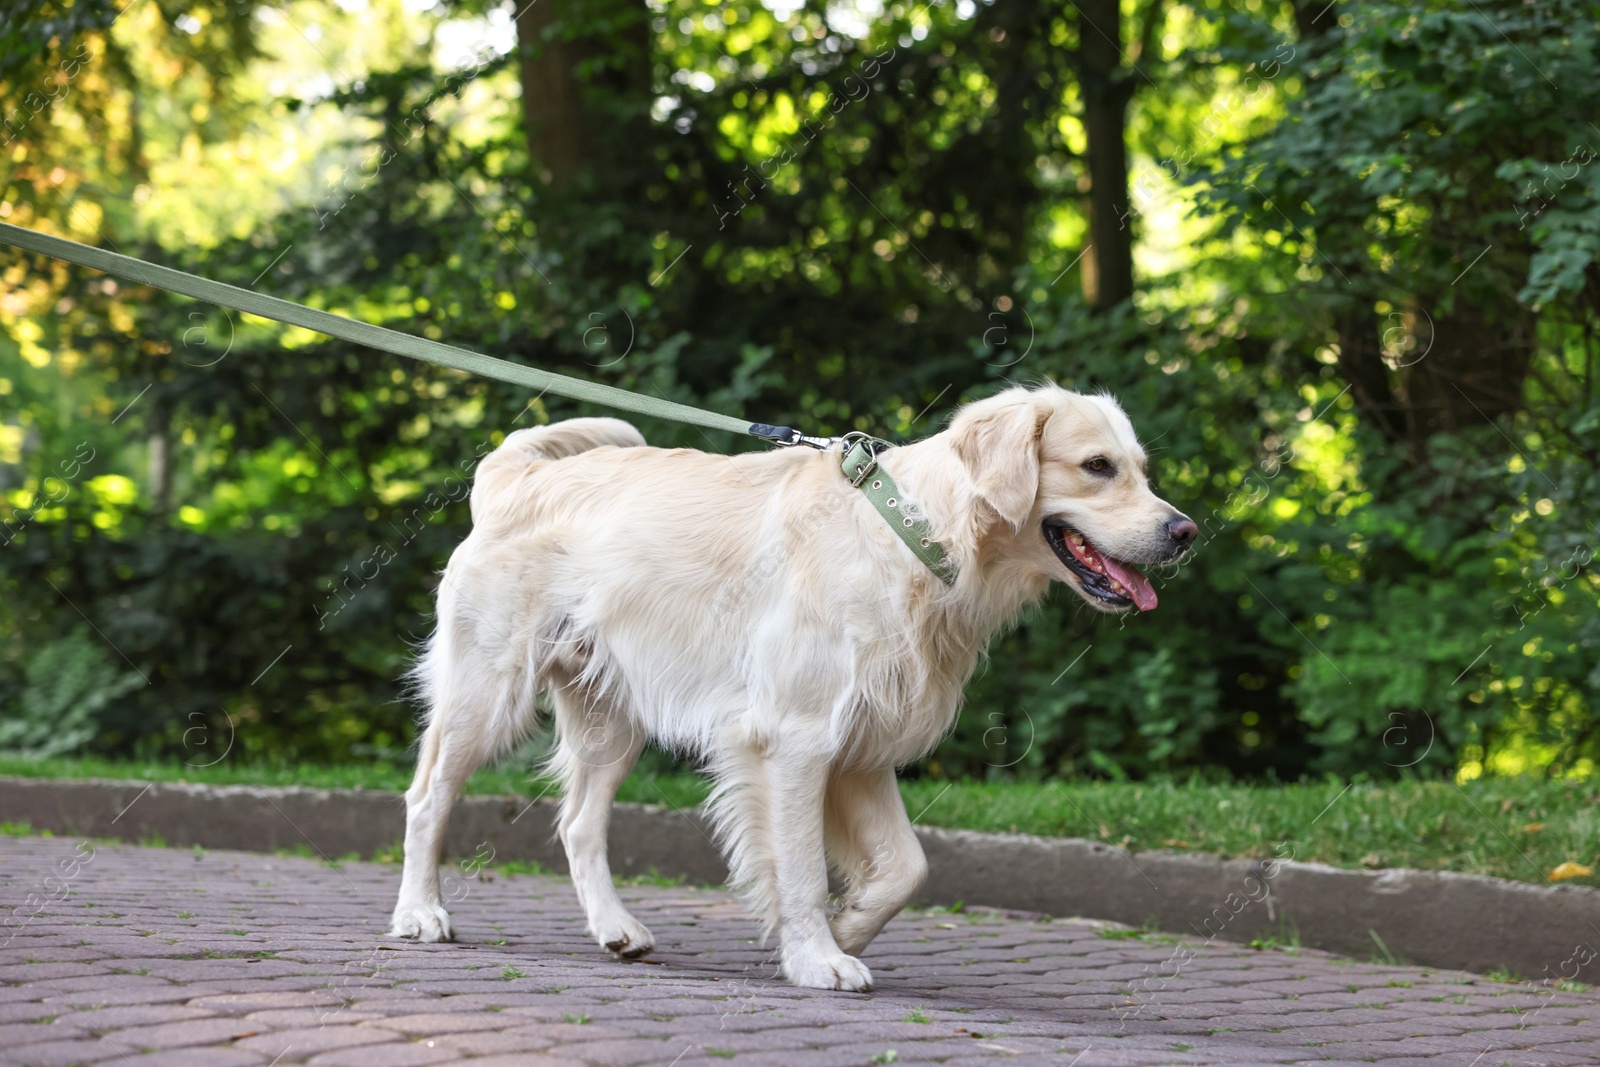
[1166,516,1198,550]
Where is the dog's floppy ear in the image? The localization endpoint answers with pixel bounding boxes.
[950,389,1052,529]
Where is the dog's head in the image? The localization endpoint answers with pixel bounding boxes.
[949,384,1195,612]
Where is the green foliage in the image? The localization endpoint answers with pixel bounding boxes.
[1,0,1596,784]
[1182,0,1600,779]
[0,626,142,757]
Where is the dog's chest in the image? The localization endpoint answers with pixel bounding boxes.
[845,636,975,765]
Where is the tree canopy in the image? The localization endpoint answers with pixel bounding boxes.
[1,0,1597,784]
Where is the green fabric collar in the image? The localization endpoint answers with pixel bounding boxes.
[839,436,955,585]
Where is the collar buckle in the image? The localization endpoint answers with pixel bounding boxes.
[840,432,885,487]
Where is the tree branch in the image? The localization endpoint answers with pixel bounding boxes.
[1132,0,1167,68]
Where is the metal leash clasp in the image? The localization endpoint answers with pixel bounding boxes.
[749,422,839,450]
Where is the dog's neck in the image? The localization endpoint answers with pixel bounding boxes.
[876,435,1054,643]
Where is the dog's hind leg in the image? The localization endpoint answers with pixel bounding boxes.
[548,683,651,959]
[824,765,928,957]
[392,617,531,942]
[390,709,486,941]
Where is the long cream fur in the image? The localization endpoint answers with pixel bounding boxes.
[390,383,1192,991]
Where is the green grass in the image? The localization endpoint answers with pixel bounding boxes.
[3,756,1597,888]
[895,775,1600,890]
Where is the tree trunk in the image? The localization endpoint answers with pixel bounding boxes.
[1335,298,1537,450]
[1291,0,1339,41]
[516,0,584,186]
[516,0,651,188]
[1396,303,1538,442]
[1075,0,1137,311]
[1335,304,1403,442]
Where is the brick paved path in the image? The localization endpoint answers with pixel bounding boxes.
[4,837,1600,1067]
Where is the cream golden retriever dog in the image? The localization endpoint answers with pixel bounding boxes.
[390,383,1196,990]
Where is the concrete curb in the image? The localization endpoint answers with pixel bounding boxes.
[4,774,1597,983]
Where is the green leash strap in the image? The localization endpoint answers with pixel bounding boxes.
[0,221,796,443]
[840,435,955,585]
[0,221,956,582]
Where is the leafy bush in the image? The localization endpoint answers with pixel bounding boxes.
[0,628,143,758]
[0,0,1594,783]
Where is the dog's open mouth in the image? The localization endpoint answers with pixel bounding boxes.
[1044,521,1158,612]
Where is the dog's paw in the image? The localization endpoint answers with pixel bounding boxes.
[389,901,454,942]
[592,914,654,960]
[783,949,873,992]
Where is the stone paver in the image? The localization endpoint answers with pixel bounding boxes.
[2,835,1598,1066]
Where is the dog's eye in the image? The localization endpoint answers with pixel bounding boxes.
[1082,457,1113,475]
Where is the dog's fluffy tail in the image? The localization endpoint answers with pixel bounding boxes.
[497,417,647,461]
[471,417,644,523]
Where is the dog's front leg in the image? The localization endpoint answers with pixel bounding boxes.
[825,765,928,957]
[769,750,874,992]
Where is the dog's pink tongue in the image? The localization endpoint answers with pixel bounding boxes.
[1102,557,1158,611]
